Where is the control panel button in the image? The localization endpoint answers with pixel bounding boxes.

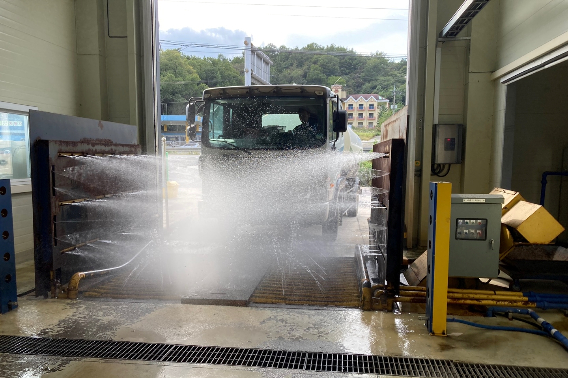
[455,218,488,241]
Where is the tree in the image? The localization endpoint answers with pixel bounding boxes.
[160,49,206,104]
[159,43,407,116]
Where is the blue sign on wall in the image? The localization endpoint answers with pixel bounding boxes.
[0,113,27,141]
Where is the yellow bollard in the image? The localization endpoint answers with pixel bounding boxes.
[426,182,452,336]
[163,181,179,199]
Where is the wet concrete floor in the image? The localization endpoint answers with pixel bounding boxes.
[1,155,568,376]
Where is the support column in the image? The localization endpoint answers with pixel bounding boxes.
[418,0,439,246]
[244,37,252,86]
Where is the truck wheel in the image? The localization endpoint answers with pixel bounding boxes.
[345,193,359,217]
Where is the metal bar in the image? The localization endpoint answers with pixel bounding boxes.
[59,239,99,254]
[439,0,490,38]
[58,153,137,157]
[371,139,406,295]
[394,296,537,307]
[399,291,529,301]
[32,140,53,297]
[162,137,169,229]
[57,190,145,206]
[0,180,17,313]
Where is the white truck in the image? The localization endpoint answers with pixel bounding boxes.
[188,85,361,240]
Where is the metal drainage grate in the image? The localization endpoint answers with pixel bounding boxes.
[249,257,361,308]
[1,335,568,377]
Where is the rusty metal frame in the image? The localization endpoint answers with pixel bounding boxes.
[32,140,148,297]
[367,139,406,308]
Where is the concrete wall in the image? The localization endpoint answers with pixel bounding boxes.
[509,62,568,240]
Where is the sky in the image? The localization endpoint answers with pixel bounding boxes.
[158,0,409,60]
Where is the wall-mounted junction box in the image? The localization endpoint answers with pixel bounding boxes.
[449,194,503,278]
[434,124,463,164]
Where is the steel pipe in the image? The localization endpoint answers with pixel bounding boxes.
[65,240,153,299]
[398,286,524,296]
[398,291,530,302]
[393,296,537,307]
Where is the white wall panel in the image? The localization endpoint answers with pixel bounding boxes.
[0,0,79,115]
[497,0,568,69]
[0,0,78,260]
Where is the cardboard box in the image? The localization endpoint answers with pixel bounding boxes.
[490,188,524,215]
[501,200,565,244]
[403,251,427,286]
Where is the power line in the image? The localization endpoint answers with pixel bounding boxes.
[234,14,406,20]
[164,13,407,20]
[159,0,408,11]
[161,40,242,50]
[160,40,407,58]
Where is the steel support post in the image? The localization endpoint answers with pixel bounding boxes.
[426,181,451,335]
[0,180,17,313]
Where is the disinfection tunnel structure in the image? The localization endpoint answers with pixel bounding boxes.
[30,111,159,298]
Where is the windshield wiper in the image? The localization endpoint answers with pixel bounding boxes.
[212,139,252,154]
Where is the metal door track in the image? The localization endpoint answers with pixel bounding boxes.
[1,335,567,377]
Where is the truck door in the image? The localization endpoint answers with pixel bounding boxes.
[328,99,337,144]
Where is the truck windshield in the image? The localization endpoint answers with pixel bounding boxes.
[202,96,326,150]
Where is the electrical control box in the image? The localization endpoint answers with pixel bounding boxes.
[449,194,503,278]
[434,124,463,164]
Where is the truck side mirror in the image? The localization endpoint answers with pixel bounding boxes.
[187,104,196,124]
[333,110,347,133]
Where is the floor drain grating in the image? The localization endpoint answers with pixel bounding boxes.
[1,335,567,377]
[249,257,361,308]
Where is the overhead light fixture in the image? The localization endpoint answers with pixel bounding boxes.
[439,0,491,38]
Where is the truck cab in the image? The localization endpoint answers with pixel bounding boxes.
[192,85,357,240]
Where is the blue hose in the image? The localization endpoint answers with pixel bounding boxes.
[487,307,568,350]
[447,317,549,337]
[533,302,568,310]
[524,292,568,303]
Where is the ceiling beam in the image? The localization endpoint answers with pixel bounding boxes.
[439,0,490,38]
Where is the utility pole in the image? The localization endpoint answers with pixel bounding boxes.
[393,84,396,109]
[244,37,252,86]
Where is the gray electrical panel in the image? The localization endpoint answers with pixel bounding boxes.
[434,124,463,164]
[449,194,503,278]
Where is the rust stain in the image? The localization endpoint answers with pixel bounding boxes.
[98,121,104,130]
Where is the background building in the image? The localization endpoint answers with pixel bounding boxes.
[343,94,389,128]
